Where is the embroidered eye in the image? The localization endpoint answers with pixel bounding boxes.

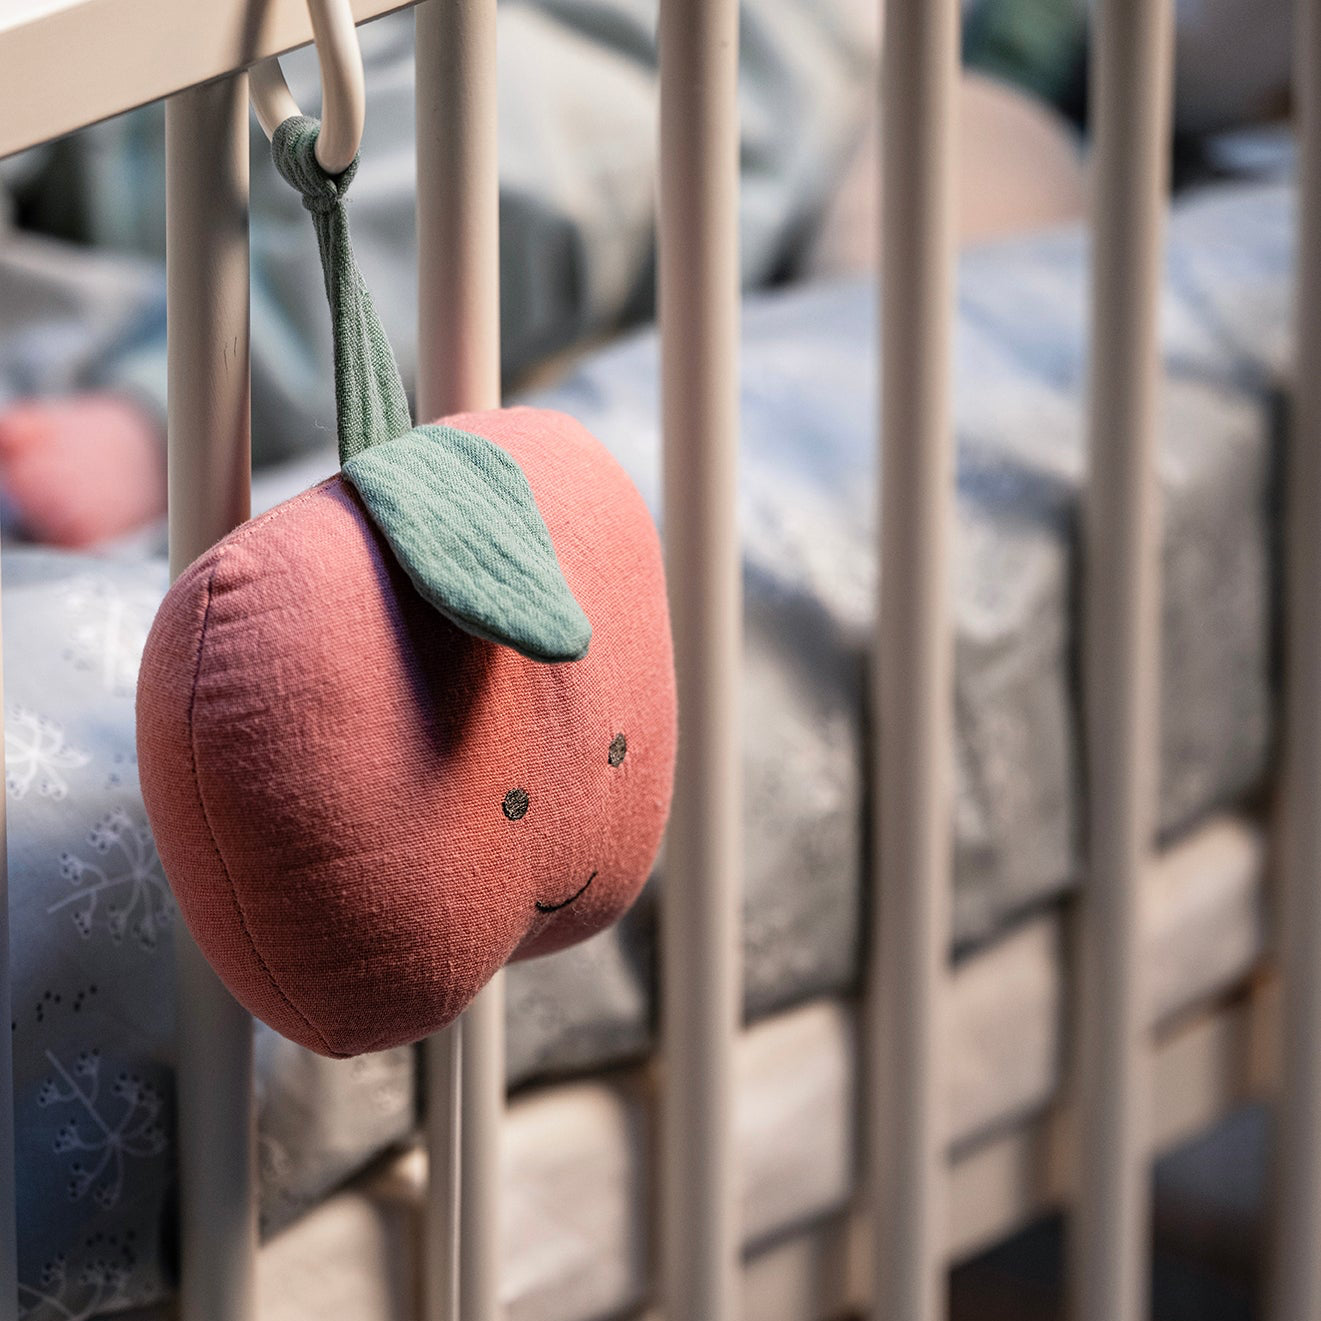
[502,788,530,821]
[608,733,627,768]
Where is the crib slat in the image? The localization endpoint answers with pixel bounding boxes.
[868,2,959,1319]
[658,0,743,1315]
[1269,0,1321,1314]
[415,0,501,422]
[457,986,504,1320]
[1,617,15,1321]
[165,74,257,1321]
[415,2,504,1319]
[1074,2,1172,1318]
[423,1022,461,1321]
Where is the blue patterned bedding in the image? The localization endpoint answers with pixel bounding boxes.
[10,178,1293,1317]
[6,555,415,1318]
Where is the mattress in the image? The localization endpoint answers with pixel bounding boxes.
[10,178,1291,1317]
[498,178,1293,1078]
[249,180,1293,1088]
[223,814,1270,1321]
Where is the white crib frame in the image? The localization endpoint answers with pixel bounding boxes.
[0,0,1317,1318]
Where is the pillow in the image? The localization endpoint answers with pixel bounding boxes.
[136,406,675,1058]
[803,72,1087,279]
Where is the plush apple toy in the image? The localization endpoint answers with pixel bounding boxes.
[136,119,675,1058]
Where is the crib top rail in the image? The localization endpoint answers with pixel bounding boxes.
[0,0,413,161]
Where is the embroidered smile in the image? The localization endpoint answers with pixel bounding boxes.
[535,872,597,914]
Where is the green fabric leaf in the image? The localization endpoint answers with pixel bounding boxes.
[271,116,413,464]
[269,118,586,662]
[343,425,592,663]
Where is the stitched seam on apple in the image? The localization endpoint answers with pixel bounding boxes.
[184,556,338,1057]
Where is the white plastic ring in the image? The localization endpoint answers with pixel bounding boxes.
[250,0,366,175]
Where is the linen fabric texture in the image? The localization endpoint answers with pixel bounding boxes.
[136,407,676,1058]
[343,425,593,662]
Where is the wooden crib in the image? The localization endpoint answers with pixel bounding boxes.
[0,0,1317,1319]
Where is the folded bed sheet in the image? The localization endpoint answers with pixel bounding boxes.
[9,178,1292,1317]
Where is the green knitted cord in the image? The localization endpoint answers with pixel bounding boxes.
[272,116,412,463]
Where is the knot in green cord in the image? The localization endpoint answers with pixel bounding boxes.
[272,116,359,214]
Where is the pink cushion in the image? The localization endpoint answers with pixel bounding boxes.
[0,394,165,547]
[137,407,675,1057]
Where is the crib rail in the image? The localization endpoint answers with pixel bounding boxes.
[0,0,412,160]
[0,1,1314,1320]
